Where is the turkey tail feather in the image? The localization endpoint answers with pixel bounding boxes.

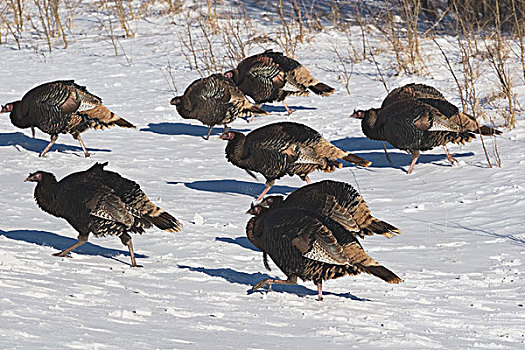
[246,104,268,115]
[148,210,182,232]
[113,117,135,128]
[364,265,402,284]
[83,105,135,128]
[365,219,401,238]
[309,82,335,96]
[342,153,371,167]
[479,125,502,136]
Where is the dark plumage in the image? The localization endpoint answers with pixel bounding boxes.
[351,83,502,174]
[1,80,135,157]
[224,49,335,115]
[381,83,445,108]
[246,192,402,301]
[220,122,371,200]
[170,74,267,139]
[25,162,182,266]
[259,180,400,239]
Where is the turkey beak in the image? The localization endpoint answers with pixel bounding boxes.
[219,132,231,140]
[245,202,256,214]
[349,110,363,119]
[24,174,32,182]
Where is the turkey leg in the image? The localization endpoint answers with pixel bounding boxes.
[53,235,88,257]
[72,132,90,157]
[443,146,457,164]
[39,135,59,157]
[407,150,420,174]
[204,126,213,140]
[252,275,298,292]
[125,240,141,267]
[382,141,393,164]
[256,182,274,201]
[316,281,324,301]
[282,101,293,115]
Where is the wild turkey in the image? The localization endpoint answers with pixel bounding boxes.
[246,204,402,301]
[170,74,267,140]
[220,122,371,201]
[24,162,182,266]
[259,180,400,238]
[224,49,335,115]
[351,84,502,174]
[1,80,135,157]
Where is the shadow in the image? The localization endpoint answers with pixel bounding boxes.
[455,223,525,245]
[333,137,474,171]
[215,236,260,252]
[140,122,250,137]
[0,132,110,155]
[171,179,297,198]
[358,151,474,171]
[178,265,368,301]
[332,137,396,152]
[0,229,147,260]
[260,104,317,113]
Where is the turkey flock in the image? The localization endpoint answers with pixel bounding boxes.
[1,49,502,301]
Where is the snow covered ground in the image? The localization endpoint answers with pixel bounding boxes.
[0,3,524,349]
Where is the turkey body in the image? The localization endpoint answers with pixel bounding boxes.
[351,83,502,173]
[220,122,371,200]
[25,162,182,266]
[170,74,267,139]
[225,50,335,114]
[259,180,401,239]
[246,201,402,301]
[1,80,135,157]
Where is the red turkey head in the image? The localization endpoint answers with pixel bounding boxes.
[219,131,235,140]
[245,203,263,215]
[223,69,239,84]
[1,103,14,113]
[350,109,365,119]
[259,195,284,208]
[24,172,44,182]
[170,96,182,106]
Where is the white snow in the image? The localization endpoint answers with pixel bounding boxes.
[0,2,524,349]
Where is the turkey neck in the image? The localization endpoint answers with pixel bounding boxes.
[34,174,61,217]
[224,133,249,167]
[9,101,35,129]
[246,208,272,250]
[175,96,192,117]
[361,109,386,141]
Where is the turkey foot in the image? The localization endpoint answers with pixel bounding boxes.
[52,251,73,258]
[252,276,298,292]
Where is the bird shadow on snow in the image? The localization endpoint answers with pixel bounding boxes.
[178,265,369,301]
[0,132,110,156]
[259,104,317,114]
[333,137,474,171]
[215,236,260,252]
[140,122,250,138]
[171,179,298,198]
[0,229,147,262]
